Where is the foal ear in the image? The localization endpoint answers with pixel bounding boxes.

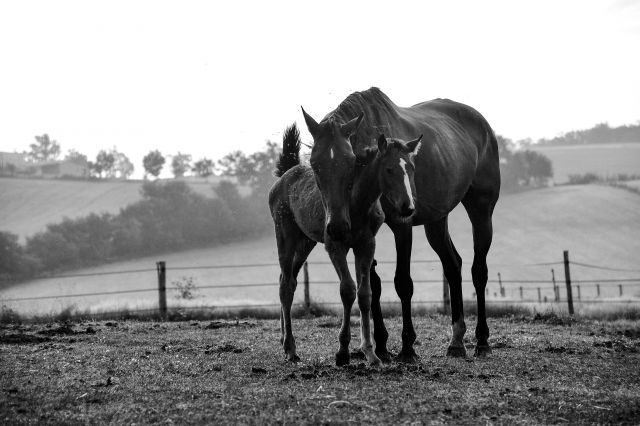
[340,112,364,137]
[405,134,423,155]
[301,106,319,137]
[377,134,388,154]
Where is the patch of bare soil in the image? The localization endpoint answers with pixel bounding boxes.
[1,316,639,424]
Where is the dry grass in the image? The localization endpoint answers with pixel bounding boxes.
[1,315,639,424]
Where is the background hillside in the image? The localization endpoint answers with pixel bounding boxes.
[2,184,639,316]
[0,177,248,240]
[526,142,640,183]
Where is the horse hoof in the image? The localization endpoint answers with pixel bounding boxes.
[395,349,420,364]
[335,351,350,366]
[285,352,300,362]
[369,357,383,368]
[375,349,393,364]
[474,345,492,357]
[446,345,467,358]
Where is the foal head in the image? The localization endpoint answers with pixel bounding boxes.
[375,134,423,219]
[302,107,363,241]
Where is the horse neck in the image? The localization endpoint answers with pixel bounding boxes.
[351,157,381,216]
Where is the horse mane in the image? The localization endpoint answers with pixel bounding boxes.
[275,123,302,177]
[324,87,402,151]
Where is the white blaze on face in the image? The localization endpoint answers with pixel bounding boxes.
[399,158,414,209]
[330,147,334,159]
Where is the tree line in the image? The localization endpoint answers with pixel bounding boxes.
[532,122,640,146]
[0,141,280,284]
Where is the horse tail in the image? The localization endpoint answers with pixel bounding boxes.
[275,123,302,177]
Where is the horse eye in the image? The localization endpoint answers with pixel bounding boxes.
[386,167,393,174]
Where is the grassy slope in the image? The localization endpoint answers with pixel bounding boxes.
[2,184,639,316]
[526,142,640,183]
[1,316,639,424]
[0,177,244,240]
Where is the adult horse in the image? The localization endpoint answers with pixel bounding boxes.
[269,122,422,366]
[303,87,501,361]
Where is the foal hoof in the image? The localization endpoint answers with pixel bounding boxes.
[474,345,492,358]
[375,348,393,364]
[446,345,467,358]
[335,350,350,366]
[395,348,420,364]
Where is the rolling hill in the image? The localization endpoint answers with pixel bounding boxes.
[0,176,248,240]
[2,184,639,316]
[526,142,640,183]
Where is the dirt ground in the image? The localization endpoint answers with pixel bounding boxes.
[1,314,639,425]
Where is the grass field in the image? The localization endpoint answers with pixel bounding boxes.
[0,176,248,241]
[526,142,640,183]
[2,184,639,317]
[1,315,639,424]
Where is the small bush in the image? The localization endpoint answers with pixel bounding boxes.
[172,276,198,300]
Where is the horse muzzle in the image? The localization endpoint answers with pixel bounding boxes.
[326,219,350,241]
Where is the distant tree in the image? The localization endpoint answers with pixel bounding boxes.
[90,150,116,178]
[523,150,553,185]
[113,151,134,179]
[192,158,214,177]
[64,149,88,165]
[142,150,165,178]
[171,152,192,178]
[0,231,27,279]
[29,134,61,162]
[217,141,280,195]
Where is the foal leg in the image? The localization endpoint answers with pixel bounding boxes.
[463,190,498,357]
[326,242,356,366]
[275,219,306,362]
[425,216,466,357]
[389,222,419,363]
[354,239,382,367]
[370,259,392,363]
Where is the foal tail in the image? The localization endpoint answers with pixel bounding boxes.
[275,123,302,177]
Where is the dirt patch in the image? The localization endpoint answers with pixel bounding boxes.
[1,316,639,424]
[0,333,51,344]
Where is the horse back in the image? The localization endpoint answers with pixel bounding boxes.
[396,99,499,222]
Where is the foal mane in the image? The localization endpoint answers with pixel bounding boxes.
[274,123,302,177]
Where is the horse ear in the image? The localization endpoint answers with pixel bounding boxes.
[377,134,388,154]
[405,134,423,155]
[340,112,364,137]
[301,106,319,137]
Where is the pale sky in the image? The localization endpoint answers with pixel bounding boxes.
[1,0,639,178]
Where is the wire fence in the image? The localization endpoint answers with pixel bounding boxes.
[1,251,639,316]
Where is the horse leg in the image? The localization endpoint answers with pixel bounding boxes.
[425,216,466,357]
[275,219,303,362]
[463,189,498,357]
[389,222,419,363]
[354,240,383,367]
[370,259,392,363]
[326,242,356,366]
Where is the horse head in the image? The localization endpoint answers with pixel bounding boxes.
[375,133,423,219]
[302,107,364,241]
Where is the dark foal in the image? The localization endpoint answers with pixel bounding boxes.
[269,121,421,366]
[311,87,500,362]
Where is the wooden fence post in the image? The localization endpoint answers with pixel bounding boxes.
[498,273,504,297]
[619,284,623,297]
[596,284,600,297]
[156,261,167,320]
[576,285,581,300]
[303,262,310,313]
[537,287,541,303]
[519,286,523,300]
[563,250,574,315]
[551,268,558,302]
[442,271,450,315]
